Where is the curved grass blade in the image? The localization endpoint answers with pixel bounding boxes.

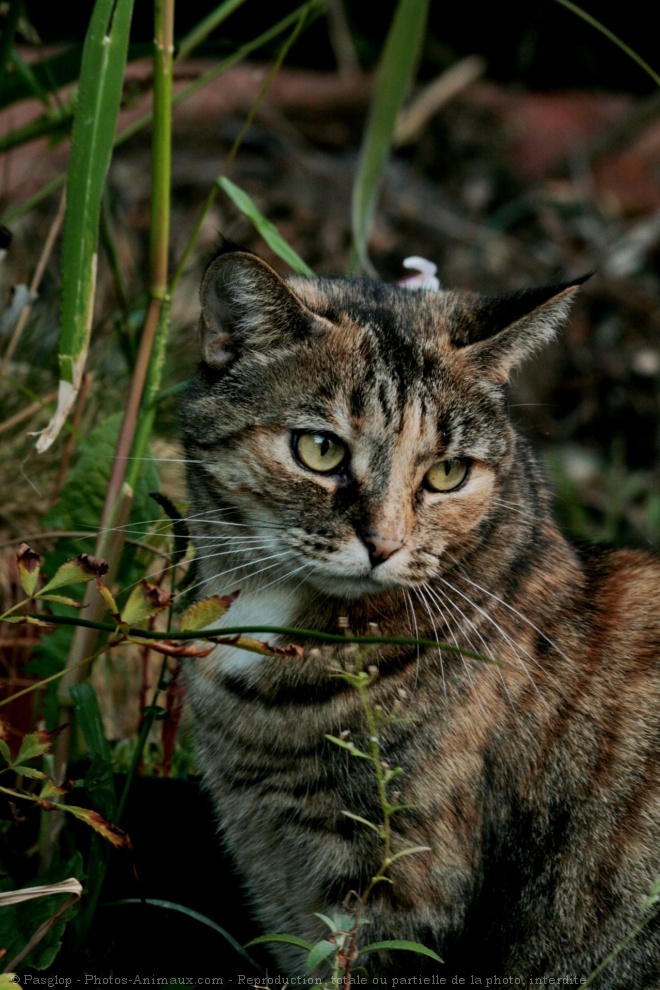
[101,899,264,971]
[552,0,660,89]
[351,0,429,275]
[34,0,135,453]
[218,176,315,275]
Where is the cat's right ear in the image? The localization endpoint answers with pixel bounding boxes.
[198,250,318,368]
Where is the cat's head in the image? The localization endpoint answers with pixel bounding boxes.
[183,246,586,600]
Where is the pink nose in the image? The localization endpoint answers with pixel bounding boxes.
[363,534,404,567]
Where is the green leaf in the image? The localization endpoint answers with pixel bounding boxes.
[12,766,49,781]
[341,810,380,833]
[245,933,315,952]
[385,845,432,866]
[42,412,159,541]
[35,0,135,452]
[29,411,161,702]
[306,939,336,972]
[39,554,108,594]
[314,911,366,933]
[0,739,11,764]
[16,732,51,764]
[351,0,429,273]
[71,681,117,949]
[642,877,660,911]
[180,593,238,632]
[360,939,443,963]
[218,176,315,276]
[71,682,113,767]
[36,593,85,608]
[385,802,418,815]
[121,580,172,626]
[325,735,372,759]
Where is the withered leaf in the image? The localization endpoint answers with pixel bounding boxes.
[212,634,304,660]
[55,805,132,849]
[121,579,173,626]
[39,553,109,594]
[16,543,42,597]
[96,577,120,620]
[1,615,57,628]
[77,553,109,576]
[180,591,240,632]
[126,636,215,658]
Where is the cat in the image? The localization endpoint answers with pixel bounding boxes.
[181,243,660,988]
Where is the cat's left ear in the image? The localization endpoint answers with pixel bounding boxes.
[456,274,590,382]
[198,249,324,368]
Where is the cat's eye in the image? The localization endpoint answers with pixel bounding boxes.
[293,431,348,474]
[424,458,469,492]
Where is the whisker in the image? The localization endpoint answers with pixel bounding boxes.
[451,563,572,668]
[435,570,548,706]
[426,583,518,717]
[412,586,445,698]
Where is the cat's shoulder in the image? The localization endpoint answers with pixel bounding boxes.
[578,543,659,669]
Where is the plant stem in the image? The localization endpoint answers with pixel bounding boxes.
[15,612,497,663]
[3,0,325,225]
[55,0,176,786]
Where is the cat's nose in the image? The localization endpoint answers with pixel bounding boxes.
[363,533,404,567]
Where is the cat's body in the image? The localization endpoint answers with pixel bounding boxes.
[182,247,660,987]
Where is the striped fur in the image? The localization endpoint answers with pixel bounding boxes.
[182,249,660,987]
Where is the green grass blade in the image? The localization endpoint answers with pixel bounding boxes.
[103,898,263,971]
[34,0,134,454]
[351,0,429,274]
[176,0,249,62]
[552,0,660,89]
[0,0,25,97]
[70,682,113,767]
[69,680,117,948]
[218,176,315,275]
[4,1,324,225]
[0,108,73,155]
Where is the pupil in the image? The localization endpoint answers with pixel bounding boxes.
[319,437,330,457]
[445,460,452,475]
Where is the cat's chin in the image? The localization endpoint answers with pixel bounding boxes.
[306,571,401,600]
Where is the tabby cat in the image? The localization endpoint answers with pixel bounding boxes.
[181,244,660,988]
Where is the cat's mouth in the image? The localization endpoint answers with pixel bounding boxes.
[301,559,406,599]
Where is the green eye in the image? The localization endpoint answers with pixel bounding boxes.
[425,458,469,492]
[294,432,348,474]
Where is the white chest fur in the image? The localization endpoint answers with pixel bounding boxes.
[212,583,304,676]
